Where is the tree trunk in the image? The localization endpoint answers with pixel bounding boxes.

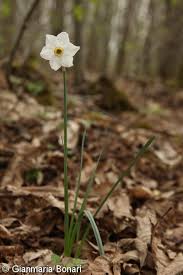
[73,0,85,85]
[115,0,134,76]
[158,0,183,81]
[142,0,155,76]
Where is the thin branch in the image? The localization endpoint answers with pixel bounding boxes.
[6,0,41,86]
[150,207,173,248]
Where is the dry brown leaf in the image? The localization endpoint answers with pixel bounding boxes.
[136,207,157,244]
[113,262,121,275]
[165,224,183,248]
[23,249,52,265]
[136,207,157,267]
[60,120,80,149]
[0,217,21,227]
[22,186,64,197]
[120,250,139,262]
[135,175,158,189]
[153,141,182,166]
[10,223,40,240]
[123,262,140,274]
[43,119,60,134]
[112,250,139,264]
[88,256,112,275]
[129,186,153,199]
[104,242,118,254]
[0,245,23,256]
[167,250,176,260]
[1,153,23,188]
[0,90,44,121]
[162,253,183,275]
[43,193,65,212]
[152,237,170,274]
[118,238,135,249]
[81,155,95,185]
[0,224,11,238]
[135,238,148,267]
[118,237,147,267]
[107,190,132,219]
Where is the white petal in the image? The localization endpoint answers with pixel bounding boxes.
[46,34,57,47]
[57,32,70,44]
[49,58,61,71]
[65,43,80,57]
[40,46,53,60]
[61,55,73,67]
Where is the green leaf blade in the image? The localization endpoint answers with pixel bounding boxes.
[85,210,104,256]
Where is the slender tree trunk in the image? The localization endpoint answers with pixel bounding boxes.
[100,0,114,73]
[73,0,85,85]
[115,0,134,76]
[158,0,183,81]
[6,0,41,87]
[86,2,98,72]
[53,0,64,34]
[142,0,155,76]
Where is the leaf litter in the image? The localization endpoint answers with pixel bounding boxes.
[0,75,183,274]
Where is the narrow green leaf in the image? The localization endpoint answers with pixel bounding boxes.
[94,136,155,218]
[68,129,87,247]
[69,151,102,256]
[75,136,155,257]
[85,210,104,256]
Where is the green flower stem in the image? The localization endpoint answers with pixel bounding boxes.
[63,69,69,256]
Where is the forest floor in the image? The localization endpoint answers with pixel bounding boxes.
[0,68,183,275]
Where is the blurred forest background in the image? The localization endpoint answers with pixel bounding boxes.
[1,0,183,86]
[0,1,183,273]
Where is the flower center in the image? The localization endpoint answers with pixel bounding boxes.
[54,47,64,56]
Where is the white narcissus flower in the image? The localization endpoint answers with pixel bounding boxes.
[40,32,80,71]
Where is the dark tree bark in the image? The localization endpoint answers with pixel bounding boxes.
[86,3,99,72]
[142,0,155,76]
[99,0,114,73]
[53,0,65,34]
[73,0,85,85]
[115,0,134,76]
[158,0,183,81]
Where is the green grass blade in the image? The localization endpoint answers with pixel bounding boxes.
[69,151,102,256]
[75,136,155,257]
[94,136,155,218]
[68,129,87,243]
[85,210,104,256]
